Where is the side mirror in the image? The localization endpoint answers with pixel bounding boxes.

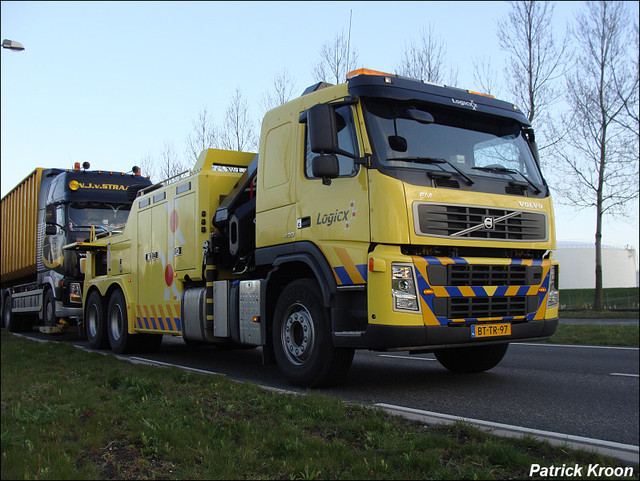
[45,224,57,235]
[308,104,340,154]
[388,135,408,152]
[312,154,340,185]
[45,204,55,224]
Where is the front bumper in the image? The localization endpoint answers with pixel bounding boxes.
[333,317,558,350]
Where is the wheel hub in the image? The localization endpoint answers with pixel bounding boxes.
[282,303,315,366]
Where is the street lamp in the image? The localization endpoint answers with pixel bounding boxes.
[2,39,25,52]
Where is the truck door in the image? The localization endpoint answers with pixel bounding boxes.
[297,104,370,286]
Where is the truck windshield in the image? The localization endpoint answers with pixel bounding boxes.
[361,98,544,187]
[67,202,131,232]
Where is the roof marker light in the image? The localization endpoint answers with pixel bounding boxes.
[468,90,495,99]
[347,68,395,80]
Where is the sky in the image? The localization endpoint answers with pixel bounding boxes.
[1,1,638,267]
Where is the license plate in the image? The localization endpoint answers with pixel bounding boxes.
[471,323,511,338]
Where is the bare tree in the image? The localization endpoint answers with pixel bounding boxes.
[158,140,189,180]
[185,106,218,163]
[611,21,639,141]
[551,1,639,309]
[260,68,298,115]
[219,86,258,152]
[312,30,359,84]
[497,1,568,128]
[138,152,157,184]
[472,55,501,96]
[396,24,447,83]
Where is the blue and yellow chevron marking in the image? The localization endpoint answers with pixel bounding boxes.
[413,256,550,326]
[135,304,182,333]
[332,247,367,285]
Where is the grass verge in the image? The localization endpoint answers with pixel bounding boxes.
[559,309,639,319]
[559,287,639,310]
[546,324,639,347]
[2,330,636,480]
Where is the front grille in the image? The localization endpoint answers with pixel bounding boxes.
[414,202,547,241]
[452,264,528,286]
[450,296,528,318]
[427,264,542,286]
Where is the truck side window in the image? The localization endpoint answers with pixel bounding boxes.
[305,105,359,178]
[56,205,66,234]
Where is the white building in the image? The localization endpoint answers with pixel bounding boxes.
[552,241,638,289]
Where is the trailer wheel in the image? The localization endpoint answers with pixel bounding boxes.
[85,291,109,349]
[107,290,140,354]
[2,295,12,330]
[3,295,30,332]
[273,279,354,388]
[43,289,57,328]
[434,343,509,373]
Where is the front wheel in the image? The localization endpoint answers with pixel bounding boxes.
[107,290,140,354]
[273,279,354,388]
[43,289,58,328]
[434,343,509,373]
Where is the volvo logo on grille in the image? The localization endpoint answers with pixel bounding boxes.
[483,217,494,230]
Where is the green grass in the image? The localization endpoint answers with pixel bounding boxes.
[547,324,639,347]
[559,287,639,310]
[559,309,638,319]
[2,330,636,480]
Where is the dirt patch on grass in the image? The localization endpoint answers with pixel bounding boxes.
[80,440,177,479]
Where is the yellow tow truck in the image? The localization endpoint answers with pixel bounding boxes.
[72,69,559,387]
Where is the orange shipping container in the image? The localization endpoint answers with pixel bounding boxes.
[1,169,43,285]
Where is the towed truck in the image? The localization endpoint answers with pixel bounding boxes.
[1,163,152,333]
[74,69,559,387]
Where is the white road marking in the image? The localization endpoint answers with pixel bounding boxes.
[610,372,639,378]
[375,402,640,465]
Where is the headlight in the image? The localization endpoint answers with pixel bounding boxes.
[546,265,559,308]
[392,264,419,312]
[69,282,83,304]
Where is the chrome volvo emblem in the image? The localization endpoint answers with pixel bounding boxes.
[483,217,494,230]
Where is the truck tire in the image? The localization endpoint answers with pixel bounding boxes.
[106,290,140,354]
[273,279,354,388]
[434,343,509,373]
[43,289,58,328]
[85,291,109,349]
[4,295,30,332]
[2,295,12,330]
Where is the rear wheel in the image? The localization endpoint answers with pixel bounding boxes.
[4,295,31,332]
[435,343,509,373]
[273,279,354,388]
[3,295,12,329]
[85,291,109,349]
[107,290,140,354]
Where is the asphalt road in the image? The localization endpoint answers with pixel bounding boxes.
[15,327,638,448]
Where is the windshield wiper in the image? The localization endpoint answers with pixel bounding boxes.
[387,156,474,185]
[472,166,541,194]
